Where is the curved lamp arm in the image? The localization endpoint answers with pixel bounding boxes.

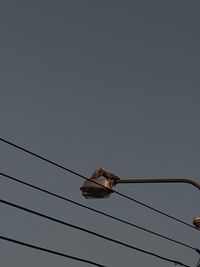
[115,178,200,190]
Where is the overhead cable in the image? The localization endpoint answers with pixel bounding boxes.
[0,137,196,230]
[0,235,108,267]
[0,198,192,267]
[0,171,196,251]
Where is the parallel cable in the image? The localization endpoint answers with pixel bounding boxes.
[0,171,196,251]
[0,198,192,267]
[0,137,196,230]
[0,235,108,267]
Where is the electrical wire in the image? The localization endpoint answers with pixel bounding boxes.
[0,171,197,251]
[0,198,192,267]
[0,137,196,231]
[0,235,108,267]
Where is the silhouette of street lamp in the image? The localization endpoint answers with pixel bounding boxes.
[80,168,200,228]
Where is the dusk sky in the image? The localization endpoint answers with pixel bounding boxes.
[1,1,200,267]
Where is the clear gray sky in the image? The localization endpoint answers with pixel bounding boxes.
[1,1,200,266]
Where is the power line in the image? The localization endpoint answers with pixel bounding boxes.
[0,198,192,267]
[0,137,196,231]
[0,171,196,251]
[0,235,108,267]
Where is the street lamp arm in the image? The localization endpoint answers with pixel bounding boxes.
[115,178,200,190]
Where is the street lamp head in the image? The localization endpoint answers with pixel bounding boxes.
[80,177,114,199]
[80,168,117,199]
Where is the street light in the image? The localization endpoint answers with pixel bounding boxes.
[80,168,200,228]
